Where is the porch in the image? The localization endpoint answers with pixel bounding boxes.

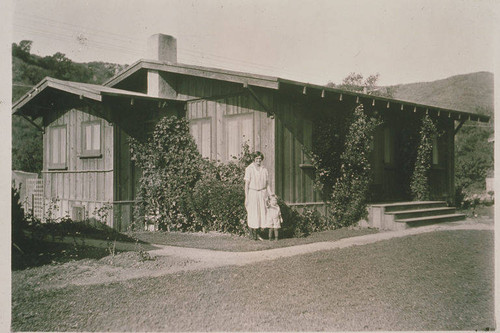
[365,201,466,231]
[288,200,465,231]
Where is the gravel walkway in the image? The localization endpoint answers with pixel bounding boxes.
[147,219,493,267]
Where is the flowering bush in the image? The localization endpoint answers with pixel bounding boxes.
[330,104,381,227]
[461,192,494,210]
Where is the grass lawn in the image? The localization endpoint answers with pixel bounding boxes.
[12,229,494,331]
[129,227,379,252]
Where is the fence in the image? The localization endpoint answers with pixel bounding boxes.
[25,178,44,220]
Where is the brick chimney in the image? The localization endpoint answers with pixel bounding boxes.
[147,34,177,98]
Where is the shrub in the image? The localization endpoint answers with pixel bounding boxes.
[410,115,438,200]
[301,207,330,232]
[277,199,303,238]
[12,187,26,250]
[193,177,247,235]
[192,145,252,235]
[278,198,330,238]
[330,104,380,227]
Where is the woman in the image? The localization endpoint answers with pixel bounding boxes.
[244,152,273,240]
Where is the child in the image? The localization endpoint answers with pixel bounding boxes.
[265,194,282,241]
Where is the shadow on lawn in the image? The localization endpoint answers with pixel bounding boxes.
[12,239,122,271]
[12,221,146,271]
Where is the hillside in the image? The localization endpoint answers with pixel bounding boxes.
[389,71,494,116]
[12,41,127,102]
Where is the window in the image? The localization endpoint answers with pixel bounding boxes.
[49,125,67,169]
[81,121,102,157]
[226,114,253,159]
[190,118,211,159]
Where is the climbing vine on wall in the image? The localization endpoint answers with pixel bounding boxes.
[129,116,203,231]
[410,114,438,201]
[307,105,352,200]
[330,104,381,227]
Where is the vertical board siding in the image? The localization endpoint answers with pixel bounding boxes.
[275,104,283,198]
[185,82,275,189]
[275,96,318,205]
[208,101,217,160]
[303,120,314,202]
[43,107,113,224]
[177,76,241,101]
[57,173,63,199]
[282,101,294,202]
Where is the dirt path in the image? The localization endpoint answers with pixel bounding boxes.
[59,219,492,288]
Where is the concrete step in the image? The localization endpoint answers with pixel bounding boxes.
[387,207,456,219]
[395,213,466,224]
[373,201,448,213]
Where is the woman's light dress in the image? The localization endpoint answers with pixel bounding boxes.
[244,163,269,229]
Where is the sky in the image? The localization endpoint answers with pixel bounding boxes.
[7,0,497,86]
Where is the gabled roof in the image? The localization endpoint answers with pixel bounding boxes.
[104,59,490,123]
[13,77,173,115]
[105,59,280,89]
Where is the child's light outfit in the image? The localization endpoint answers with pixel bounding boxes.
[264,205,282,229]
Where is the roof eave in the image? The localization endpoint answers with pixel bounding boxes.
[12,76,181,117]
[12,77,103,116]
[278,79,491,123]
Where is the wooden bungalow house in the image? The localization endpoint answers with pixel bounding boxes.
[13,34,490,231]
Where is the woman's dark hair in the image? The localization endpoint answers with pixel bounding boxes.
[254,151,264,160]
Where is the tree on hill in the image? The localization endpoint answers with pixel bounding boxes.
[12,40,127,173]
[326,72,394,98]
[455,106,493,197]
